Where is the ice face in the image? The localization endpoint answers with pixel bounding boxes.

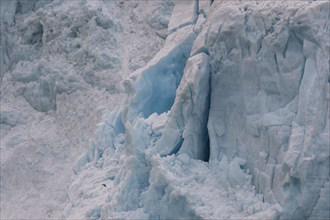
[66,0,329,219]
[206,1,329,219]
[125,25,197,121]
[2,0,327,219]
[153,52,211,161]
[65,0,330,219]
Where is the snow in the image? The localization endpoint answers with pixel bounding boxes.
[1,0,329,219]
[198,0,212,18]
[167,0,198,33]
[0,0,173,219]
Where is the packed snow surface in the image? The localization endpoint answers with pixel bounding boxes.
[1,0,329,220]
[1,0,173,219]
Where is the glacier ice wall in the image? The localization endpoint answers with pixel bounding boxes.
[66,0,329,219]
[206,1,329,219]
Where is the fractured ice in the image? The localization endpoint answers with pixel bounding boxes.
[12,0,327,219]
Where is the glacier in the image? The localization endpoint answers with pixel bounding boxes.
[1,0,329,219]
[64,0,329,219]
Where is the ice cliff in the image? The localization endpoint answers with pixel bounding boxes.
[1,0,329,219]
[62,0,330,219]
[65,0,329,219]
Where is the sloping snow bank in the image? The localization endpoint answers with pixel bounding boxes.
[0,0,173,219]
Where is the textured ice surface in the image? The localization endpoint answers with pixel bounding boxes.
[153,52,210,161]
[206,1,329,219]
[125,24,197,121]
[167,0,198,33]
[1,0,329,219]
[65,0,329,219]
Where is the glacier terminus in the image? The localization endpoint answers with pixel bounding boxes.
[0,0,329,219]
